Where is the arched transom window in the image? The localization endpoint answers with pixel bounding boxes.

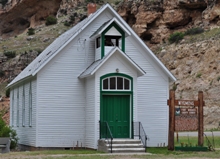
[102,76,131,91]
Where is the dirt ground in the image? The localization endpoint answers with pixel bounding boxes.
[0,153,217,159]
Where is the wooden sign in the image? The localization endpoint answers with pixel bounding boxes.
[167,90,205,151]
[176,100,196,106]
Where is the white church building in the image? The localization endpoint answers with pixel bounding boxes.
[8,4,176,150]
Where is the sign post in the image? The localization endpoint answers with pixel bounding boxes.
[198,91,204,146]
[167,90,205,150]
[168,90,175,150]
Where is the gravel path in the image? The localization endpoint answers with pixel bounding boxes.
[0,153,217,159]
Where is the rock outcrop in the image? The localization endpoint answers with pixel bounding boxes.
[157,37,220,129]
[117,0,219,45]
[0,0,62,38]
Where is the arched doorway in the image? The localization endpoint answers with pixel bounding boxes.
[100,73,133,138]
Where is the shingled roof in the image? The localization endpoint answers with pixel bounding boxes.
[7,4,109,88]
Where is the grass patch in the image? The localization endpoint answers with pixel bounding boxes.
[0,82,8,96]
[25,149,102,155]
[186,27,220,43]
[175,136,220,148]
[146,147,220,158]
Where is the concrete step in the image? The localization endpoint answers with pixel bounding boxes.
[98,139,145,153]
[106,143,144,148]
[108,147,146,153]
[105,139,142,144]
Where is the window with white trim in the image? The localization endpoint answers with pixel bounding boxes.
[16,88,19,127]
[29,82,32,127]
[22,86,25,127]
[102,76,131,91]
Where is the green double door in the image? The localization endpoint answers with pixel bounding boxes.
[102,95,130,138]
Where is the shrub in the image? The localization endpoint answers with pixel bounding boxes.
[196,73,202,78]
[4,51,16,58]
[0,116,19,149]
[0,70,4,77]
[217,76,220,82]
[168,32,184,44]
[69,15,75,24]
[64,21,71,27]
[27,27,35,35]
[85,0,95,3]
[115,1,120,5]
[0,0,8,6]
[45,16,57,26]
[185,27,204,35]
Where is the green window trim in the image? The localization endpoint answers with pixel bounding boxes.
[100,73,134,138]
[102,76,131,91]
[101,22,125,58]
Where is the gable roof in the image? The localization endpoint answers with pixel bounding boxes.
[7,4,110,88]
[8,3,175,88]
[79,47,145,78]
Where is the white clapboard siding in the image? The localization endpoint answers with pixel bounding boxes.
[35,12,114,148]
[85,76,96,149]
[10,78,37,147]
[95,53,138,148]
[124,36,169,146]
[36,41,86,147]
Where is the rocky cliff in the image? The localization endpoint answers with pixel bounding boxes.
[0,0,219,129]
[118,0,220,45]
[0,0,62,38]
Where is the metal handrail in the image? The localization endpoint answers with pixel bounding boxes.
[133,121,148,152]
[100,121,113,153]
[204,132,215,151]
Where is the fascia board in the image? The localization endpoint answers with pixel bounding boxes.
[90,47,145,76]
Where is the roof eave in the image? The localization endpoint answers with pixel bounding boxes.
[90,47,145,76]
[7,75,33,88]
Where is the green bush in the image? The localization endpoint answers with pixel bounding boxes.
[5,88,10,97]
[27,28,35,35]
[64,21,71,27]
[0,0,8,6]
[4,51,16,58]
[115,1,120,5]
[45,16,57,26]
[168,32,185,44]
[196,73,202,78]
[0,117,19,149]
[0,70,4,77]
[185,27,204,35]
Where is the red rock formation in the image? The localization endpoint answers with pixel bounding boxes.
[0,0,62,38]
[117,0,218,44]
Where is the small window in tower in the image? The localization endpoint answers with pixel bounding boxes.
[105,36,121,47]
